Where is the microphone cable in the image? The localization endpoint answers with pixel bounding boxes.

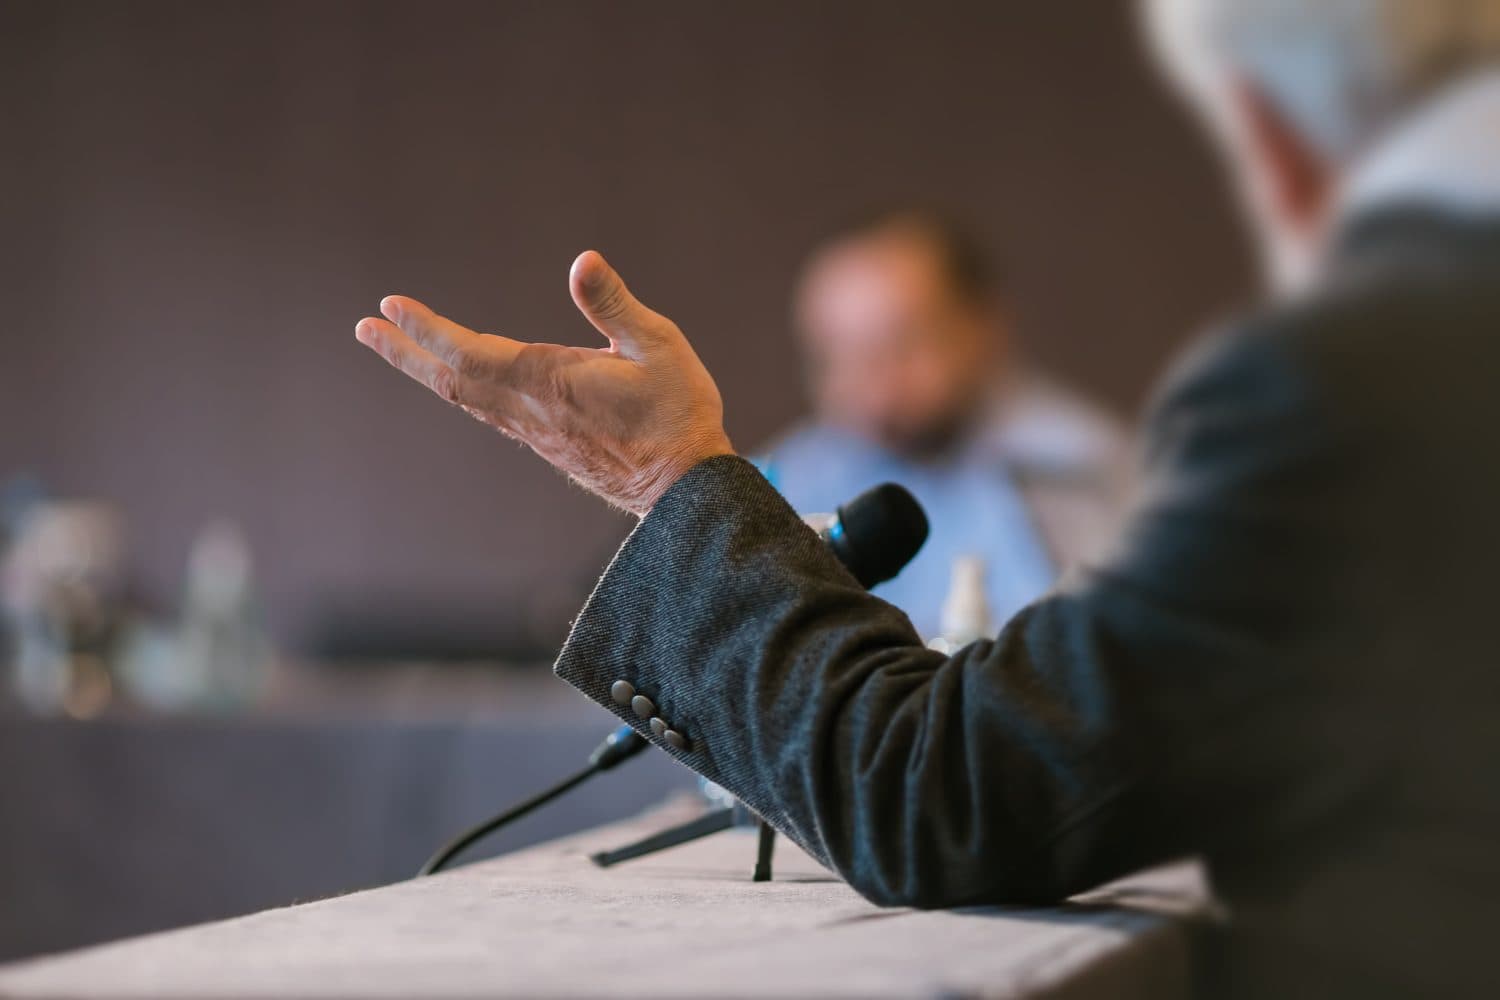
[415,723,648,877]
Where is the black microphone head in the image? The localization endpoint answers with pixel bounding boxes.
[828,483,929,588]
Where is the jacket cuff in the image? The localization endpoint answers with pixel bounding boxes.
[552,454,800,769]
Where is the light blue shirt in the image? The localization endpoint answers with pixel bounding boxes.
[757,377,1126,640]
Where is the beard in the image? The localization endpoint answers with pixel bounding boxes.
[873,399,980,462]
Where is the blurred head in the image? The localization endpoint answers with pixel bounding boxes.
[794,211,1007,459]
[1145,0,1500,290]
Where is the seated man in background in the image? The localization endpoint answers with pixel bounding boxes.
[762,211,1128,639]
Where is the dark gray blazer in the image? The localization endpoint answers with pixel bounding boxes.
[555,207,1500,998]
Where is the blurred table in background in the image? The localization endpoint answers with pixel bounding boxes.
[0,663,696,962]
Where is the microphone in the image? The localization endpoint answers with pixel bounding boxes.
[416,481,929,876]
[818,482,929,589]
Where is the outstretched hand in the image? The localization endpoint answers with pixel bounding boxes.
[355,251,734,516]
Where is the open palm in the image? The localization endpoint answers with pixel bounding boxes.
[355,251,734,514]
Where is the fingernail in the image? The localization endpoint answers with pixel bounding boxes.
[379,296,400,321]
[576,251,607,288]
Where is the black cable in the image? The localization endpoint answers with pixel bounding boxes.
[417,764,601,876]
[416,723,649,877]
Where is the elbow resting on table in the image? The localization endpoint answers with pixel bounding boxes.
[828,817,1083,911]
[811,733,1092,908]
[804,645,1121,911]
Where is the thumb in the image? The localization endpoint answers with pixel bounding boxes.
[569,250,675,360]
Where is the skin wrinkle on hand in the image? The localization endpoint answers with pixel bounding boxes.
[355,249,734,516]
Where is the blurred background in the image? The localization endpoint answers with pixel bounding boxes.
[0,0,1252,963]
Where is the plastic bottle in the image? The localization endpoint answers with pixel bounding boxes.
[927,555,993,654]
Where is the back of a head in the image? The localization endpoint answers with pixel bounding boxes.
[1143,6,1500,997]
[1145,0,1500,161]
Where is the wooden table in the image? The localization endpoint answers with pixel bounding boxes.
[0,801,1213,999]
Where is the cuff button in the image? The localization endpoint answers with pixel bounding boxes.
[630,694,657,720]
[609,680,636,706]
[649,716,668,737]
[663,729,690,751]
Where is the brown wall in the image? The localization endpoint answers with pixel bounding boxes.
[0,1,1254,653]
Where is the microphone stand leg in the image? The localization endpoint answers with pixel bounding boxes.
[589,806,736,867]
[752,821,776,882]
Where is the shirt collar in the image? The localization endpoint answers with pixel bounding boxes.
[1337,70,1500,227]
[970,375,1118,478]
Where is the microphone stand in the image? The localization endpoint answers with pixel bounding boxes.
[588,787,778,881]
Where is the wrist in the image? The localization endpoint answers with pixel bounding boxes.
[632,433,736,516]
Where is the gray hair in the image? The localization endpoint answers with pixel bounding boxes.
[1144,0,1500,160]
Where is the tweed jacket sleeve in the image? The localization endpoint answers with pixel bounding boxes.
[554,322,1349,908]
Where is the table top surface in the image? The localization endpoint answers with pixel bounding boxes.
[0,800,1212,999]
